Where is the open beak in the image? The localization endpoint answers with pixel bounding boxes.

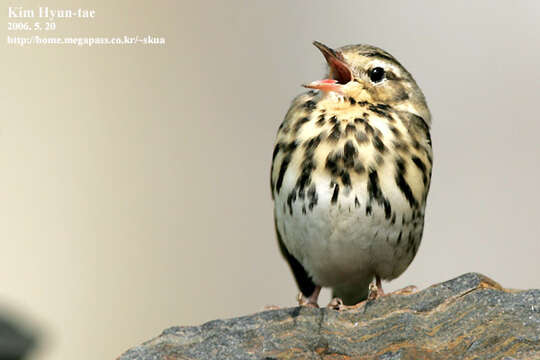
[303,41,353,94]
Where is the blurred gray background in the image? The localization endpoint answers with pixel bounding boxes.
[2,1,539,359]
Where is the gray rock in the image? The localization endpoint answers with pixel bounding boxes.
[119,273,540,360]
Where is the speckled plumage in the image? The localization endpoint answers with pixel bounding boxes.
[271,42,432,306]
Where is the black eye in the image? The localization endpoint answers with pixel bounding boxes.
[369,67,385,83]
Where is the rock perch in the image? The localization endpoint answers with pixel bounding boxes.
[119,273,540,359]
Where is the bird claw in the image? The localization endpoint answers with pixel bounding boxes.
[327,297,344,310]
[367,281,385,301]
[297,292,319,308]
[367,281,418,301]
[328,297,368,311]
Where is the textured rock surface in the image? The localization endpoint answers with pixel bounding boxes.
[119,273,540,360]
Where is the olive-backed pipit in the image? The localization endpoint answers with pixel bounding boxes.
[271,41,432,307]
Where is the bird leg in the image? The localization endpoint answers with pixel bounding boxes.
[366,275,385,301]
[297,285,321,308]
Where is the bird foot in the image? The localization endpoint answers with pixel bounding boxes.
[263,305,281,310]
[327,297,368,311]
[297,293,319,308]
[368,277,418,300]
[366,282,418,302]
[367,281,384,301]
[297,286,322,308]
[327,279,418,311]
[326,278,387,311]
[327,297,344,310]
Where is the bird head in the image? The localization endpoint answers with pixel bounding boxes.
[304,41,430,125]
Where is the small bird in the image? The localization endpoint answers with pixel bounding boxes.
[270,41,432,307]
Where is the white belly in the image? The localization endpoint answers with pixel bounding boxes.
[274,175,424,289]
